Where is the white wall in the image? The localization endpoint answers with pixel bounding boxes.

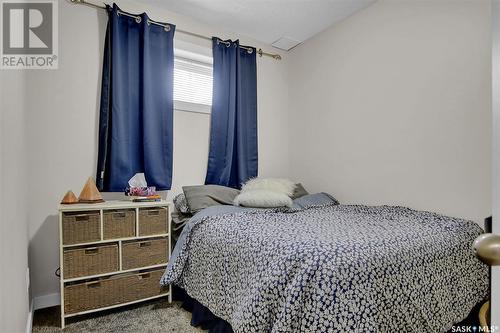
[491,0,499,326]
[26,0,290,301]
[0,71,30,331]
[288,0,491,223]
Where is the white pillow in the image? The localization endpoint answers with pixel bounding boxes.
[242,178,296,197]
[234,189,293,208]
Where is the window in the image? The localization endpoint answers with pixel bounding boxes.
[174,50,213,114]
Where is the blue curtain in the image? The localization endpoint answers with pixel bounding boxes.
[205,38,258,189]
[96,4,175,191]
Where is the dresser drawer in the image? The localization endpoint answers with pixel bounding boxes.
[64,273,127,314]
[138,208,167,236]
[62,212,100,245]
[63,244,119,279]
[103,209,135,239]
[122,238,167,270]
[64,269,167,314]
[122,269,167,303]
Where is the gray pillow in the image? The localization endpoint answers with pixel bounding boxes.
[291,183,309,199]
[182,185,240,213]
[173,193,190,214]
[292,192,339,209]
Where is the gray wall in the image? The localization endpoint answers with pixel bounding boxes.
[492,0,499,325]
[0,71,30,331]
[288,0,491,224]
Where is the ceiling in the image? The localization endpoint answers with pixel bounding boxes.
[138,0,376,49]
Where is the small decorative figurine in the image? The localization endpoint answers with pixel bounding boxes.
[60,190,79,204]
[78,177,104,203]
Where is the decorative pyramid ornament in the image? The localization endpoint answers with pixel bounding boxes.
[60,190,79,204]
[78,177,104,203]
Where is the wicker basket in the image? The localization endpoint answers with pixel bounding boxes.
[103,210,135,239]
[122,269,167,303]
[64,274,129,314]
[122,238,167,270]
[62,212,100,245]
[138,208,167,236]
[64,269,167,314]
[63,244,119,279]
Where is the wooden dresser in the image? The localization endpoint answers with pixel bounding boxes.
[58,200,171,328]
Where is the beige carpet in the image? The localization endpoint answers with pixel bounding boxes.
[32,300,205,333]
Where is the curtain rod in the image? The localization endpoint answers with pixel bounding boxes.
[70,0,282,60]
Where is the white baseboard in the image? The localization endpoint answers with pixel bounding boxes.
[26,302,33,333]
[33,293,60,310]
[24,293,60,333]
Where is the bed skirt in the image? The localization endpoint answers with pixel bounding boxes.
[174,287,234,333]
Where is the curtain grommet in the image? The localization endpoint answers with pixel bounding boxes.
[247,48,253,54]
[135,16,142,23]
[146,19,150,26]
[164,25,171,32]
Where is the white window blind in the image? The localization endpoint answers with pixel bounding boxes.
[174,56,213,114]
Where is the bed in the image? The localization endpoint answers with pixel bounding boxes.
[161,196,489,332]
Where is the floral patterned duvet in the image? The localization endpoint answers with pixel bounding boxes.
[161,204,489,333]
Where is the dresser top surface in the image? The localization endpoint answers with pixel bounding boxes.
[59,200,171,212]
